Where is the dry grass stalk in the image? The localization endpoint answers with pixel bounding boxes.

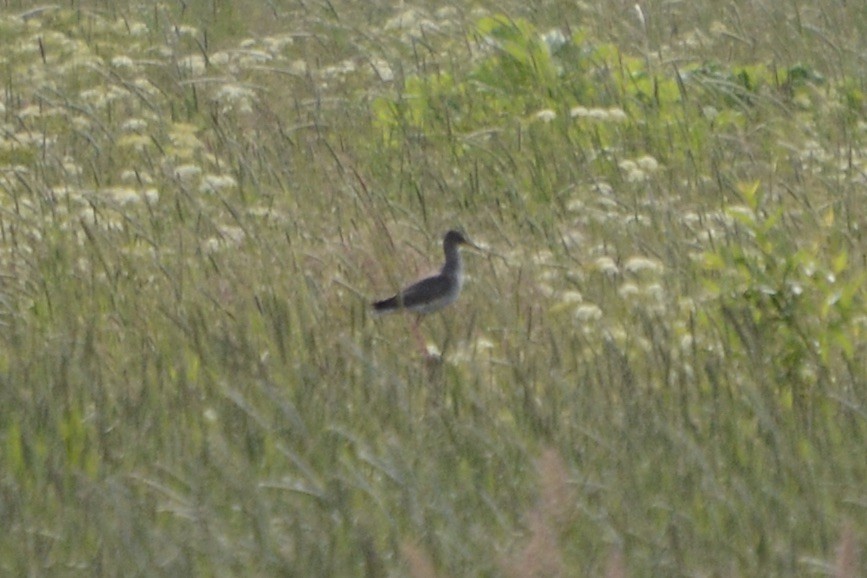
[402,541,445,578]
[501,448,579,577]
[834,521,859,578]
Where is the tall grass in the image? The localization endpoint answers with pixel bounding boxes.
[0,1,865,575]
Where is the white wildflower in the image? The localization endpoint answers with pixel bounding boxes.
[117,134,152,151]
[321,59,357,78]
[385,9,425,31]
[236,50,273,66]
[262,34,294,54]
[215,84,255,113]
[288,60,307,76]
[645,283,665,301]
[618,283,640,299]
[542,29,567,53]
[624,256,663,274]
[574,303,603,322]
[369,57,394,82]
[105,187,141,206]
[128,22,148,36]
[566,198,584,212]
[607,107,628,122]
[618,159,638,173]
[143,188,159,205]
[210,51,230,66]
[202,226,245,254]
[593,182,614,196]
[636,155,659,172]
[174,25,198,37]
[173,164,202,184]
[178,55,206,75]
[79,87,110,107]
[474,337,495,351]
[594,256,619,275]
[202,237,222,254]
[111,55,135,69]
[62,158,82,177]
[219,225,245,246]
[121,118,148,132]
[534,109,557,123]
[200,174,237,194]
[559,290,584,304]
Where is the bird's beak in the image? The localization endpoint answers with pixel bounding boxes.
[463,238,485,254]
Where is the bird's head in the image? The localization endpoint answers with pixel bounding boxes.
[444,230,476,248]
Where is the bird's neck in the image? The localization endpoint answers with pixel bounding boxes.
[441,244,463,278]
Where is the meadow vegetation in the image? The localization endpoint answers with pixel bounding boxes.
[0,0,865,575]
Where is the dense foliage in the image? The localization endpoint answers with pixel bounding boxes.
[1,2,865,576]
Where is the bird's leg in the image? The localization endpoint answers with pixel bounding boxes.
[409,314,428,355]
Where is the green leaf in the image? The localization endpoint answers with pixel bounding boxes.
[737,180,762,212]
[832,250,848,275]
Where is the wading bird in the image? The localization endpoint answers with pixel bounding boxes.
[373,230,477,352]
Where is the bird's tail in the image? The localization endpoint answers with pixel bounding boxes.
[372,297,399,314]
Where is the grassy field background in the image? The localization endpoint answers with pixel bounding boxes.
[1,0,865,575]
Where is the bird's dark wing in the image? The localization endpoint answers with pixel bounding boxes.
[374,274,450,312]
[397,275,451,309]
